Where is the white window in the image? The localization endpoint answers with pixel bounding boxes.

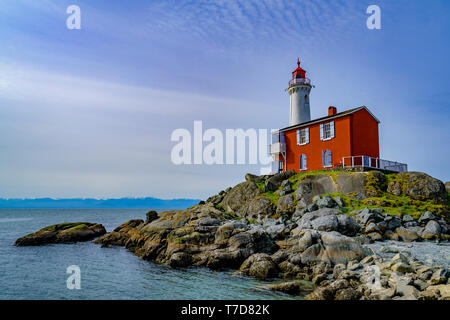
[296,128,310,145]
[300,154,307,170]
[322,149,332,167]
[320,121,335,141]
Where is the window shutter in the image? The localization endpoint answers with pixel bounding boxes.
[326,150,332,166]
[296,130,300,145]
[330,121,335,138]
[320,124,324,140]
[305,128,310,144]
[322,150,325,166]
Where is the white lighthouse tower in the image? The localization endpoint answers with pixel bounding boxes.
[287,58,313,126]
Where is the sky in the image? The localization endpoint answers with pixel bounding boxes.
[0,0,449,200]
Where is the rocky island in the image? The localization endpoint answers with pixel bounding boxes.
[92,170,449,300]
[15,222,106,246]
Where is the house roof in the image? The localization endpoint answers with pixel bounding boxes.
[277,106,380,133]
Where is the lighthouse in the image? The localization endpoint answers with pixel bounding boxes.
[287,58,313,126]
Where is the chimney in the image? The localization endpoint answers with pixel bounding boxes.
[328,106,337,116]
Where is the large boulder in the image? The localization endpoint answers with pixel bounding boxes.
[239,253,279,279]
[237,195,274,219]
[15,222,106,246]
[421,220,441,240]
[300,231,368,265]
[335,172,368,198]
[311,215,339,232]
[387,172,447,203]
[319,231,369,265]
[296,208,340,230]
[295,174,338,207]
[418,211,437,224]
[396,226,423,242]
[219,181,262,213]
[276,194,295,214]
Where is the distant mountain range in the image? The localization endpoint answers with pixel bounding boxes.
[0,197,201,209]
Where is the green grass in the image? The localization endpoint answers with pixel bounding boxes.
[68,224,89,230]
[254,170,449,220]
[319,191,449,219]
[265,191,281,206]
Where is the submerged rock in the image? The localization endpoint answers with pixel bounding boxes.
[15,222,106,246]
[266,280,314,295]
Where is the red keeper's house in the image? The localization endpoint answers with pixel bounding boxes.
[270,59,407,174]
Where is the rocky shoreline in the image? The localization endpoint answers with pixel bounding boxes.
[16,170,450,300]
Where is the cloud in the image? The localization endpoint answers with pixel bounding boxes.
[144,0,364,48]
[0,63,274,198]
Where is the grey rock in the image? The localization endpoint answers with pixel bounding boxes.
[298,229,320,251]
[334,196,344,207]
[418,211,437,224]
[168,252,192,268]
[384,230,399,241]
[239,253,279,280]
[430,269,447,285]
[337,214,360,236]
[421,220,441,240]
[276,194,295,214]
[396,283,420,298]
[271,250,288,264]
[265,170,296,192]
[315,195,336,208]
[265,224,286,240]
[335,172,368,198]
[237,196,274,219]
[387,172,447,203]
[311,215,339,232]
[219,181,262,213]
[386,217,402,230]
[391,262,413,273]
[296,208,339,231]
[295,174,337,206]
[365,222,380,234]
[402,215,415,223]
[314,231,368,265]
[396,226,421,242]
[404,221,419,228]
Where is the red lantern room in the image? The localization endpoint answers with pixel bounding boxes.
[292,58,306,79]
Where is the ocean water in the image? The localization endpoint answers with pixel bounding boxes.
[0,209,296,300]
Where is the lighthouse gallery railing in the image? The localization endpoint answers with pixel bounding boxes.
[288,77,311,86]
